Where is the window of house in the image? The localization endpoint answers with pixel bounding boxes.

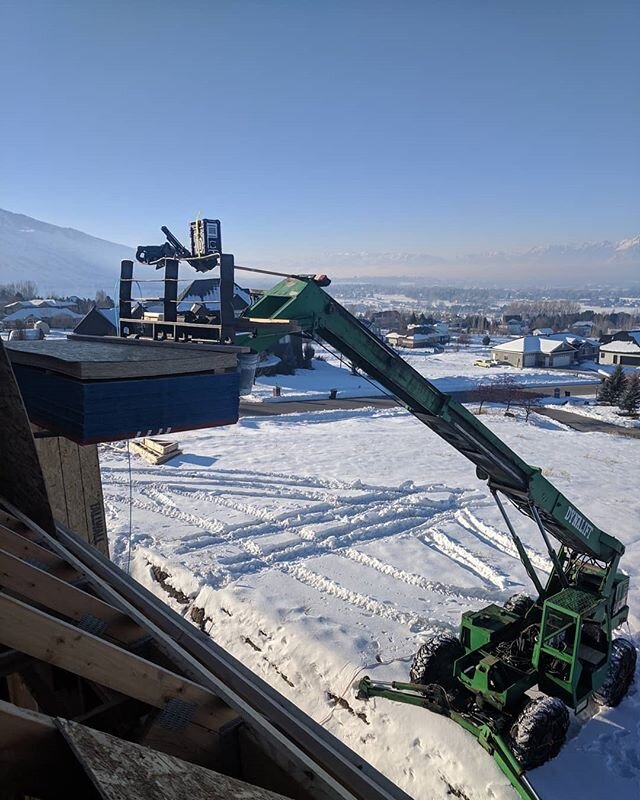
[613,355,618,364]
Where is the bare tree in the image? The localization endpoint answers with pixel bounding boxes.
[514,390,539,422]
[492,374,520,411]
[475,381,499,414]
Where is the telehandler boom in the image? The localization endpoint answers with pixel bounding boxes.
[242,275,635,800]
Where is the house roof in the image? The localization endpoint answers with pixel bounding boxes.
[73,306,118,336]
[546,333,599,346]
[600,340,640,354]
[3,306,83,322]
[492,335,571,355]
[94,307,117,326]
[177,279,251,312]
[4,299,77,312]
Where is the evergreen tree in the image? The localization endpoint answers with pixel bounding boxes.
[482,334,491,346]
[608,365,627,405]
[619,374,640,416]
[598,377,614,404]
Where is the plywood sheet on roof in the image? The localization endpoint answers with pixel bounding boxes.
[57,718,290,800]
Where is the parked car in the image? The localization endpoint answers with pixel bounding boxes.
[474,358,495,368]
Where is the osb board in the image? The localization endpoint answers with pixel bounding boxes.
[57,718,290,800]
[0,339,55,533]
[34,434,109,556]
[6,339,238,380]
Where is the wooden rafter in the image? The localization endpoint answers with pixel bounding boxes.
[0,547,141,645]
[0,591,238,734]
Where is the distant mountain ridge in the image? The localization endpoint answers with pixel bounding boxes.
[0,208,133,295]
[295,237,640,284]
[1,208,638,292]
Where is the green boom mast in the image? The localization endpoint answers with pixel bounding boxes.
[241,276,635,800]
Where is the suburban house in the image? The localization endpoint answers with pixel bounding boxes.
[502,314,528,335]
[598,330,640,367]
[491,335,576,368]
[571,320,594,335]
[1,305,83,330]
[547,332,600,361]
[371,309,403,331]
[533,327,554,336]
[386,323,449,349]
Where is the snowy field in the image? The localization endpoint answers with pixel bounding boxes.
[100,404,640,800]
[247,344,598,403]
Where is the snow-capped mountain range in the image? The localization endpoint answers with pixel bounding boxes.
[299,237,640,283]
[0,209,133,295]
[1,207,638,294]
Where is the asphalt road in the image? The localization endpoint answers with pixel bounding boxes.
[534,406,640,439]
[240,396,396,416]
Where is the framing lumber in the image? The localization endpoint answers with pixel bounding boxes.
[0,525,76,580]
[0,592,238,734]
[0,548,141,645]
[130,439,182,465]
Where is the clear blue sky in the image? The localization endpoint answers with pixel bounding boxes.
[1,0,638,265]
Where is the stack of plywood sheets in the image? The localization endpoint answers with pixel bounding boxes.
[6,337,242,444]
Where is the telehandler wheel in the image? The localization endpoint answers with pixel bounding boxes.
[593,637,637,708]
[509,696,569,770]
[409,634,463,688]
[503,593,534,616]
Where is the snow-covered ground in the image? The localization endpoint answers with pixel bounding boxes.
[246,344,598,402]
[540,397,640,428]
[100,404,640,800]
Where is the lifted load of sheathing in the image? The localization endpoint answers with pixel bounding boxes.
[6,338,242,444]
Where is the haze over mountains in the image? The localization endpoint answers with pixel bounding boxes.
[1,208,639,294]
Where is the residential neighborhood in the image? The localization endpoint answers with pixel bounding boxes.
[1,297,83,329]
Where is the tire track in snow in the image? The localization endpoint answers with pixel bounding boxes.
[104,466,507,617]
[455,507,550,573]
[280,563,448,635]
[424,528,511,590]
[341,548,497,603]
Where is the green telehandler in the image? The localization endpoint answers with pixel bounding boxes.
[242,274,636,800]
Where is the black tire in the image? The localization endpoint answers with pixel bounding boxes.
[409,634,463,688]
[593,637,637,708]
[504,593,534,617]
[509,696,569,770]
